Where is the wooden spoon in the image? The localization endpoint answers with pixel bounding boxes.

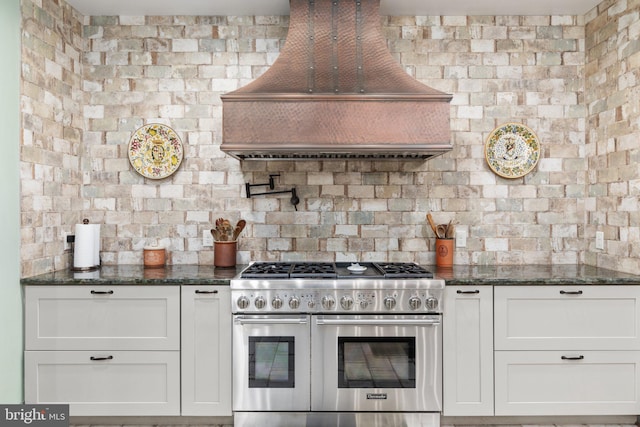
[232,219,246,241]
[426,213,438,236]
[445,220,456,239]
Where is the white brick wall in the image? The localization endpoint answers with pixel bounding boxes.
[18,0,640,275]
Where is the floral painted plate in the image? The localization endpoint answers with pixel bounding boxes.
[128,123,183,179]
[485,123,540,179]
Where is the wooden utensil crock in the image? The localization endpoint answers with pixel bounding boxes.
[435,238,454,268]
[214,240,237,268]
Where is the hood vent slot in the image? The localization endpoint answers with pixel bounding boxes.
[221,0,453,160]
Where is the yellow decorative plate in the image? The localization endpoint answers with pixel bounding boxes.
[485,123,540,179]
[128,123,183,179]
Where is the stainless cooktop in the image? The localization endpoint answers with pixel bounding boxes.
[231,262,444,314]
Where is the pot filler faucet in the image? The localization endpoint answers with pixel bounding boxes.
[245,174,300,210]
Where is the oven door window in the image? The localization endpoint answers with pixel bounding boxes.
[249,336,295,388]
[338,337,416,388]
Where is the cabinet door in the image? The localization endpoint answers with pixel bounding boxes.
[181,286,232,416]
[443,286,494,416]
[494,285,640,350]
[24,350,180,416]
[25,286,180,350]
[495,350,640,415]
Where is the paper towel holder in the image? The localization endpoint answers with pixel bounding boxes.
[71,218,101,272]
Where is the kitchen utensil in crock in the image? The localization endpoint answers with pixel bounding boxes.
[213,217,234,241]
[436,224,448,239]
[426,213,438,235]
[445,220,456,239]
[232,219,247,241]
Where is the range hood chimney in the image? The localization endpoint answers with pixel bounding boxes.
[221,0,452,160]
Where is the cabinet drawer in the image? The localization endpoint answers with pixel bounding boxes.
[25,286,180,350]
[495,350,640,416]
[494,286,640,350]
[24,350,180,416]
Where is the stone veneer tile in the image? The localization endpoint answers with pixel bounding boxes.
[20,0,640,274]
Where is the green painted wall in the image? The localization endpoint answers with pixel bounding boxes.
[0,0,24,403]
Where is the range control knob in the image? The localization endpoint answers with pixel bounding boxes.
[237,296,250,310]
[360,300,369,310]
[425,296,439,311]
[289,297,300,309]
[408,296,422,310]
[254,296,266,309]
[308,300,316,309]
[272,296,283,309]
[384,296,397,310]
[340,296,354,310]
[322,295,336,310]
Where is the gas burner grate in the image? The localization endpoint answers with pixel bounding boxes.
[289,262,337,279]
[374,262,434,279]
[241,261,433,279]
[241,262,293,278]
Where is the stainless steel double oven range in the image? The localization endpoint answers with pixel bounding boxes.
[230,262,445,427]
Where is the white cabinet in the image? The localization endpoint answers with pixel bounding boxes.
[181,286,232,416]
[443,286,494,416]
[24,351,180,416]
[494,285,640,350]
[494,350,640,416]
[24,286,180,350]
[24,286,181,416]
[494,285,640,416]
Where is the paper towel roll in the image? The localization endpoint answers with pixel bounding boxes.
[93,224,101,266]
[73,222,100,270]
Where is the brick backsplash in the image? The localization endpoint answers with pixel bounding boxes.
[19,0,640,276]
[584,0,640,273]
[20,0,85,276]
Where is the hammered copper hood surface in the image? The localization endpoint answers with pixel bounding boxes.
[221,0,452,160]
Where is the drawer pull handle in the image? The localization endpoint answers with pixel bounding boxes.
[90,290,114,295]
[561,355,584,361]
[456,290,480,294]
[559,290,583,295]
[90,356,114,361]
[195,290,219,294]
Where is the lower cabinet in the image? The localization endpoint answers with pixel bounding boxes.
[443,286,494,416]
[26,282,640,419]
[24,351,180,416]
[24,284,234,417]
[494,285,640,416]
[444,284,640,418]
[495,350,640,415]
[24,285,181,416]
[181,286,232,416]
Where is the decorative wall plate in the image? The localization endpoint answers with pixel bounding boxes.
[128,123,183,179]
[485,123,540,179]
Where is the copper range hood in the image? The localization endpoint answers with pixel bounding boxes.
[221,0,452,160]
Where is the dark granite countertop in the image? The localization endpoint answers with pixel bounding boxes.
[433,264,640,286]
[20,264,640,287]
[20,264,247,286]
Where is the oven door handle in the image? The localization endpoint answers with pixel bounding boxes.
[234,316,309,325]
[315,317,441,326]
